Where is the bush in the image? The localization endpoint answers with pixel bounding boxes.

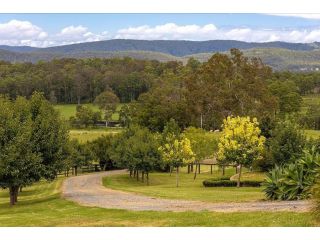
[203,179,262,187]
[267,118,306,166]
[263,147,320,200]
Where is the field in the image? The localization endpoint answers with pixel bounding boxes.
[0,175,315,226]
[304,129,320,139]
[54,103,122,121]
[70,128,123,143]
[103,167,265,203]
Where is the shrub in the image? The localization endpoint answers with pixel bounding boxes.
[263,147,320,200]
[203,179,262,187]
[267,118,306,166]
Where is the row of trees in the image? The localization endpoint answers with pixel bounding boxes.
[0,92,69,205]
[0,58,180,104]
[132,49,305,131]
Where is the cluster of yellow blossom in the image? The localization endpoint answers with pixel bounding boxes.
[217,116,265,165]
[159,137,195,167]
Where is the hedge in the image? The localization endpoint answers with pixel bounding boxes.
[203,179,262,187]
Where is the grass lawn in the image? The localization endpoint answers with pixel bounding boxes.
[230,171,266,182]
[0,177,316,226]
[304,129,320,139]
[54,103,122,121]
[103,167,266,203]
[70,128,123,143]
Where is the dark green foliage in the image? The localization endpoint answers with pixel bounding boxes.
[119,103,134,127]
[203,179,262,187]
[0,92,69,205]
[301,104,320,130]
[89,135,118,170]
[268,80,302,114]
[263,147,320,200]
[65,140,94,170]
[94,90,120,126]
[69,105,102,128]
[29,92,70,180]
[267,118,306,166]
[112,125,161,183]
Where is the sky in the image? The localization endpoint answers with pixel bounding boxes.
[1,13,320,47]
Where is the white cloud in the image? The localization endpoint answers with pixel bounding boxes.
[0,20,48,47]
[267,14,320,20]
[116,23,218,40]
[115,23,320,43]
[54,25,108,45]
[2,20,320,48]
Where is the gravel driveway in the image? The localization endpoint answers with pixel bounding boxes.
[62,170,312,212]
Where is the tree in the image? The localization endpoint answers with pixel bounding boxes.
[217,116,265,187]
[0,96,42,206]
[183,127,219,178]
[0,92,69,205]
[65,140,94,175]
[268,117,306,166]
[159,137,195,187]
[70,105,101,128]
[268,80,302,115]
[185,49,277,130]
[90,135,118,171]
[94,90,120,127]
[29,92,70,180]
[113,125,161,184]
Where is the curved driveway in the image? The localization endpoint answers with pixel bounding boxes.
[62,170,312,212]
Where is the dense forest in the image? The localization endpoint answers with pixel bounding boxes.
[1,48,320,130]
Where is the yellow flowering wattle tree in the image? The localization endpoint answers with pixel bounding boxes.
[217,116,265,187]
[159,137,195,187]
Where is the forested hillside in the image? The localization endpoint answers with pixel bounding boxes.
[1,39,320,71]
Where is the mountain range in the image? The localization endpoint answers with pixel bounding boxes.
[1,39,320,71]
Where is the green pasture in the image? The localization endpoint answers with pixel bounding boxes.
[103,167,266,203]
[54,103,122,121]
[69,128,123,143]
[0,174,316,226]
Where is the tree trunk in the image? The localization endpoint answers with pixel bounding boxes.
[75,166,78,176]
[222,166,225,176]
[146,172,149,186]
[194,162,198,180]
[20,186,23,192]
[198,163,200,174]
[14,187,18,203]
[237,164,242,188]
[142,171,145,182]
[176,167,179,187]
[191,163,194,172]
[133,170,136,178]
[136,170,139,181]
[9,187,15,206]
[130,170,132,177]
[169,166,172,176]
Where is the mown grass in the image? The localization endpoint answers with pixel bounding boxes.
[103,167,266,203]
[230,171,266,182]
[69,128,123,143]
[304,129,320,139]
[0,177,316,226]
[54,103,122,121]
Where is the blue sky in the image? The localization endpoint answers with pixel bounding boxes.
[1,13,320,47]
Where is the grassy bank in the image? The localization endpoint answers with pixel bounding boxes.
[103,167,265,203]
[0,177,316,227]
